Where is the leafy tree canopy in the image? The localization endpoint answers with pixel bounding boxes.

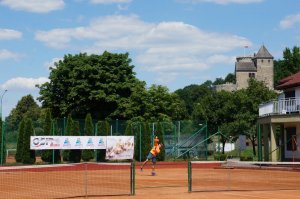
[5,95,40,132]
[274,46,300,86]
[37,51,143,120]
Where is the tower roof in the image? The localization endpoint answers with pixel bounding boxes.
[235,62,256,72]
[255,45,273,59]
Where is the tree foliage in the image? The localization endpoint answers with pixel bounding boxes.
[41,109,52,162]
[96,120,109,162]
[22,118,36,164]
[274,46,300,86]
[63,114,73,161]
[5,95,40,132]
[15,119,25,163]
[82,113,94,161]
[0,120,6,164]
[175,84,211,117]
[37,52,143,120]
[69,121,81,163]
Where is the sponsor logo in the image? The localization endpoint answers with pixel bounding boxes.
[87,138,94,146]
[32,137,55,147]
[98,138,104,146]
[63,138,71,146]
[75,138,82,146]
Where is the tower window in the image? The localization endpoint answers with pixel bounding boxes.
[268,60,270,63]
[249,73,255,78]
[261,60,264,63]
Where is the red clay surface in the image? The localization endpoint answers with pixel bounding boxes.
[1,161,300,199]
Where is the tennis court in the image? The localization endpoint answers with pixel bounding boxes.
[1,161,300,198]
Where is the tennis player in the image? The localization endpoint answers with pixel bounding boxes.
[140,136,163,176]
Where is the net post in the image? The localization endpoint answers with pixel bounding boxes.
[84,163,88,198]
[258,123,262,161]
[188,160,192,192]
[131,161,135,195]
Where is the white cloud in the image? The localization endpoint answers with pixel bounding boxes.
[0,49,23,60]
[1,77,49,90]
[90,0,132,4]
[0,0,65,13]
[280,13,300,29]
[179,0,263,4]
[0,29,22,40]
[35,15,251,83]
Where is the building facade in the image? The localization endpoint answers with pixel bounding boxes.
[258,72,300,161]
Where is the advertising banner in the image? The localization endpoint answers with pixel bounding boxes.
[106,136,134,160]
[30,136,106,150]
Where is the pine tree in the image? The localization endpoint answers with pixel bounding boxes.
[96,121,109,162]
[22,118,36,164]
[69,121,81,163]
[82,113,94,161]
[15,119,25,163]
[41,109,52,162]
[0,120,6,164]
[52,119,61,163]
[63,114,73,162]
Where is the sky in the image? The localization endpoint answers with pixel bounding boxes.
[0,0,300,118]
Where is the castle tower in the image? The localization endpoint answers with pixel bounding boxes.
[235,45,274,90]
[253,45,274,90]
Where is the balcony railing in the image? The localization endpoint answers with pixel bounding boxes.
[259,97,300,116]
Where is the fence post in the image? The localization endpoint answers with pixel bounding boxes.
[258,124,262,161]
[139,124,142,162]
[188,160,192,192]
[131,161,135,195]
[205,120,208,160]
[52,120,55,164]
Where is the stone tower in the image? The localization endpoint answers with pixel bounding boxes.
[235,45,274,90]
[253,45,274,90]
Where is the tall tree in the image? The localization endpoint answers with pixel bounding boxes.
[0,120,6,164]
[69,121,81,163]
[234,79,277,155]
[15,119,25,163]
[144,85,187,120]
[192,90,236,153]
[5,95,40,132]
[274,46,300,85]
[63,114,73,162]
[22,118,36,164]
[41,109,52,162]
[175,84,211,117]
[51,119,61,163]
[96,120,109,162]
[37,52,143,120]
[82,113,94,161]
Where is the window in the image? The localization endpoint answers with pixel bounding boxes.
[261,60,264,63]
[248,73,255,78]
[284,90,295,99]
[286,127,296,151]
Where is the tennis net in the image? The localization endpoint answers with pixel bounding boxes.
[188,160,300,192]
[0,162,135,199]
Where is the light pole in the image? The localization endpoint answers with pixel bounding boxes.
[1,89,8,165]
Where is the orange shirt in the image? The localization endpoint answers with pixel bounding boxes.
[150,144,161,157]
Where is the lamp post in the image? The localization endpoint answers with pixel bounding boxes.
[1,89,8,165]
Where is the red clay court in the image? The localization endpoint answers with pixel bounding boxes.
[1,161,300,199]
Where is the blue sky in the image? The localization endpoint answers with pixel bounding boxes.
[1,0,300,118]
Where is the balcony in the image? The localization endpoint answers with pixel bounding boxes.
[259,97,300,117]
